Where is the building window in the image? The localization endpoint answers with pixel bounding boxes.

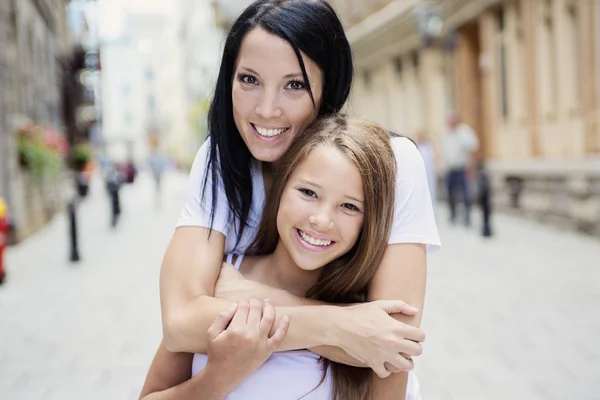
[394,57,403,77]
[411,51,420,69]
[541,0,558,114]
[363,70,372,90]
[495,7,509,120]
[148,95,156,112]
[514,0,526,121]
[565,1,580,106]
[124,110,133,126]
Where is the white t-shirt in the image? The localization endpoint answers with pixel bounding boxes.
[443,123,479,170]
[177,136,441,254]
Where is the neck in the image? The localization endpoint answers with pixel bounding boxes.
[256,241,321,297]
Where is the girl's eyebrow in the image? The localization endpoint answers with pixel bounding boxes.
[299,179,364,204]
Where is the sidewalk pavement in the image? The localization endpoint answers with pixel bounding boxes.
[418,206,600,400]
[0,171,599,399]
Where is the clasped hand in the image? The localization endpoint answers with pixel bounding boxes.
[214,263,425,378]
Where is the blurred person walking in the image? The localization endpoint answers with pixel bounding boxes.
[148,150,169,208]
[443,114,479,226]
[0,197,10,284]
[415,130,437,206]
[105,164,123,228]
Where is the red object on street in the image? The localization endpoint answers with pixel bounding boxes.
[0,215,8,284]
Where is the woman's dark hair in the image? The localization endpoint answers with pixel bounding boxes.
[203,0,354,245]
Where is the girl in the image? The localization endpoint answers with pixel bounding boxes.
[142,116,419,400]
[159,0,440,396]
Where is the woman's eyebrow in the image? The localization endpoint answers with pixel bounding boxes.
[238,66,303,80]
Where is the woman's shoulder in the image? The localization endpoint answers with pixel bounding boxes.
[389,136,426,171]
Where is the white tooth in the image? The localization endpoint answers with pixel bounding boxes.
[256,126,285,137]
[299,230,331,246]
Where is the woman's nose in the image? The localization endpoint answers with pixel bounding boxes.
[255,90,283,119]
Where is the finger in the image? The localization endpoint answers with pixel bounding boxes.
[377,300,419,316]
[229,299,250,329]
[247,298,263,331]
[372,364,391,379]
[267,315,290,350]
[259,299,276,336]
[384,357,414,373]
[395,338,423,357]
[403,326,426,344]
[384,354,414,373]
[207,303,238,340]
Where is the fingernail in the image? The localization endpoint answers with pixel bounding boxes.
[228,304,238,312]
[264,298,271,303]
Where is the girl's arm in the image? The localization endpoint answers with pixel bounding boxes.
[142,300,289,400]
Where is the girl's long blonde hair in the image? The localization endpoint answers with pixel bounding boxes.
[251,114,397,400]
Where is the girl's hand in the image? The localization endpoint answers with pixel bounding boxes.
[206,299,290,388]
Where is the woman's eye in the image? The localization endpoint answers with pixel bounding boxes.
[286,80,305,90]
[299,188,316,197]
[342,203,361,212]
[238,74,258,85]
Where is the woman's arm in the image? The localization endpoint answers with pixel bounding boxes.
[214,264,424,374]
[161,229,423,378]
[370,243,427,399]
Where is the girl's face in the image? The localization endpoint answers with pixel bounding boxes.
[232,28,323,163]
[276,145,364,272]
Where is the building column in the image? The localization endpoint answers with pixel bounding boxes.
[523,0,541,156]
[420,46,447,147]
[454,22,483,157]
[478,10,499,161]
[581,0,599,154]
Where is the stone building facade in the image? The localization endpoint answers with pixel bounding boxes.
[329,0,600,235]
[0,0,71,241]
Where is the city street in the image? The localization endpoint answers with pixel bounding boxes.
[1,171,599,400]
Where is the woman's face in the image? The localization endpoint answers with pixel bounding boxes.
[232,28,323,163]
[276,145,364,272]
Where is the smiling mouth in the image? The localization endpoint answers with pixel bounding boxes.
[252,124,289,138]
[296,228,335,247]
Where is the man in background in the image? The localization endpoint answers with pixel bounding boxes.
[443,113,479,226]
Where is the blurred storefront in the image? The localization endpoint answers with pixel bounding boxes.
[331,0,600,235]
[0,0,73,242]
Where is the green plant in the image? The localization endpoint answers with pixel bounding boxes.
[16,123,67,181]
[69,143,91,171]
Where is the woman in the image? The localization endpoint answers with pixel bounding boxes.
[159,0,440,396]
[143,116,416,399]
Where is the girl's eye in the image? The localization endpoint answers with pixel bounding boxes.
[286,80,305,90]
[342,203,361,212]
[238,74,258,85]
[299,188,316,197]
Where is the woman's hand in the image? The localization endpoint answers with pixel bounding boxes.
[333,300,426,378]
[206,299,290,390]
